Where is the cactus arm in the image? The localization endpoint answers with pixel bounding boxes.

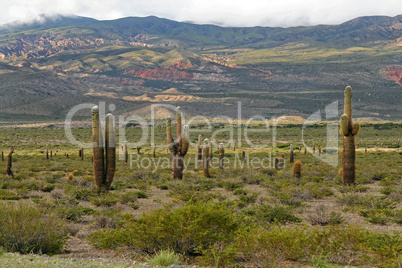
[352,122,360,136]
[340,114,349,136]
[92,106,105,190]
[105,113,116,190]
[176,107,182,149]
[202,139,210,177]
[344,86,352,124]
[180,125,190,156]
[167,116,175,153]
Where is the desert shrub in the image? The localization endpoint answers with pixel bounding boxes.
[245,204,301,224]
[58,205,95,221]
[308,205,344,226]
[338,185,370,193]
[235,225,402,267]
[222,180,245,191]
[69,188,96,201]
[0,201,68,254]
[0,189,21,200]
[309,186,334,199]
[88,201,242,255]
[120,192,138,204]
[90,193,119,207]
[238,192,259,205]
[337,194,397,210]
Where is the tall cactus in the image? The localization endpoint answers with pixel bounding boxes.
[167,107,189,179]
[340,86,360,185]
[289,144,294,163]
[123,141,128,164]
[202,139,211,177]
[218,143,225,169]
[197,135,202,162]
[6,146,14,176]
[91,106,116,191]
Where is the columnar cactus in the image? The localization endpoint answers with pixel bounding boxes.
[1,151,3,161]
[197,135,202,162]
[340,86,360,185]
[123,141,128,164]
[289,144,294,163]
[278,153,285,170]
[218,143,225,169]
[313,142,315,154]
[167,107,190,179]
[153,143,156,158]
[6,146,14,176]
[293,160,302,178]
[208,140,213,161]
[46,144,49,160]
[318,144,321,156]
[91,106,116,191]
[202,139,211,177]
[80,146,84,160]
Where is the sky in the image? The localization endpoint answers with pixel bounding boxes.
[1,0,402,27]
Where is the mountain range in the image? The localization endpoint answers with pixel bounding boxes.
[0,14,401,125]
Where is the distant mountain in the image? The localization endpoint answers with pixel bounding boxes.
[0,14,401,123]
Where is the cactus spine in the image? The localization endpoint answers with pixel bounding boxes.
[6,146,14,176]
[218,143,225,169]
[202,139,211,177]
[167,107,189,179]
[91,106,116,191]
[340,86,360,185]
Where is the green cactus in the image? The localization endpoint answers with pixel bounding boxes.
[209,140,213,161]
[218,143,225,169]
[340,86,360,185]
[6,146,14,176]
[80,146,84,160]
[202,138,211,177]
[197,135,202,162]
[91,106,116,191]
[289,144,294,163]
[167,107,190,179]
[123,141,128,164]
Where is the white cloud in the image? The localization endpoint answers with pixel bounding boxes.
[0,0,401,27]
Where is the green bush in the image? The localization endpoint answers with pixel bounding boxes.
[0,201,68,254]
[234,225,402,267]
[88,201,242,255]
[0,189,21,200]
[246,205,301,224]
[90,193,119,207]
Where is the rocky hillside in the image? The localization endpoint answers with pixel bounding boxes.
[0,14,401,123]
